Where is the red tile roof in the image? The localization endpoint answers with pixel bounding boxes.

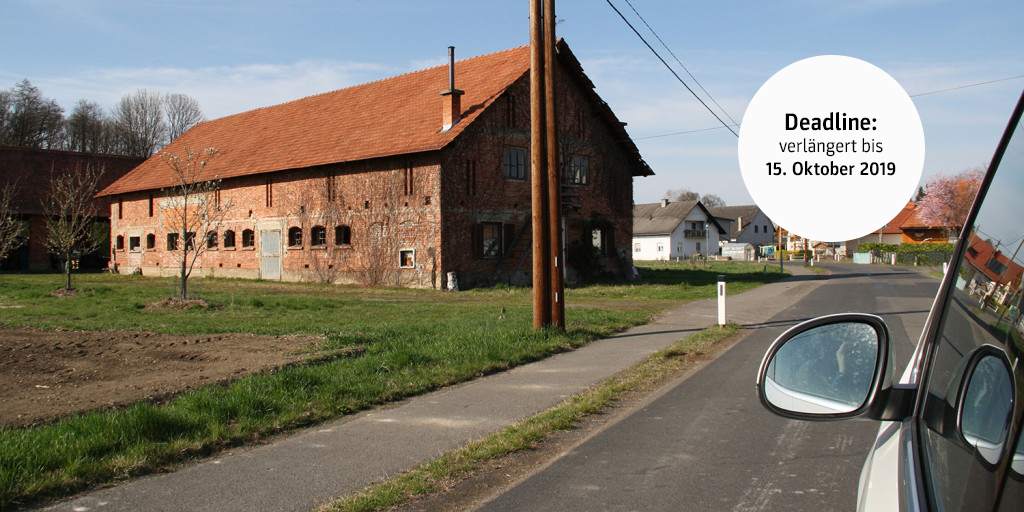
[99,45,533,197]
[965,232,1024,286]
[870,202,916,234]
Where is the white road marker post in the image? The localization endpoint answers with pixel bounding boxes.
[717,274,727,326]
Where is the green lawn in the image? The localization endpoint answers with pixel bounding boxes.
[0,262,783,509]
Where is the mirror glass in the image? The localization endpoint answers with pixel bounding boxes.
[959,354,1014,465]
[764,322,880,414]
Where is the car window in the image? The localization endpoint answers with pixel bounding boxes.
[918,96,1023,512]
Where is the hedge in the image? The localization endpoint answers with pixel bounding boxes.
[855,242,956,254]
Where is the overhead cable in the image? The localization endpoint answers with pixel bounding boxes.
[622,0,739,127]
[605,0,738,137]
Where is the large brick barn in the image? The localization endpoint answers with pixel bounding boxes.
[97,41,652,289]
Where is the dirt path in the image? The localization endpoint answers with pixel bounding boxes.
[0,327,324,428]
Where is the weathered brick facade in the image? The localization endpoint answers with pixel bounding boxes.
[102,42,652,288]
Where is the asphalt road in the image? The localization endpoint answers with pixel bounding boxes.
[475,263,941,512]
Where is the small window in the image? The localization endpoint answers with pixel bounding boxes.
[116,235,124,250]
[242,229,255,248]
[335,225,351,245]
[754,225,759,233]
[146,234,155,250]
[129,236,140,251]
[223,230,236,248]
[206,231,218,249]
[592,228,613,257]
[311,225,327,246]
[634,243,641,253]
[566,155,589,185]
[148,195,154,217]
[399,249,416,268]
[503,147,527,180]
[481,223,502,259]
[288,227,303,248]
[167,233,179,251]
[184,232,196,251]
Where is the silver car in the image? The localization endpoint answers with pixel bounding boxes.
[756,88,1024,511]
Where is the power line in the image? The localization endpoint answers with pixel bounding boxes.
[911,75,1024,98]
[632,124,738,140]
[621,0,739,127]
[605,0,738,137]
[631,74,1024,141]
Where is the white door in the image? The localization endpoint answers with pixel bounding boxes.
[260,230,281,280]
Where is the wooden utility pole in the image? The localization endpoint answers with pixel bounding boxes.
[530,0,551,328]
[544,0,565,329]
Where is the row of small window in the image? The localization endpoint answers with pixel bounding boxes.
[116,230,257,251]
[286,226,352,247]
[115,226,354,251]
[473,222,613,259]
[502,147,590,185]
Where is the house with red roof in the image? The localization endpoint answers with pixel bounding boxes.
[846,202,917,251]
[898,204,956,244]
[97,41,652,288]
[963,231,1024,307]
[0,146,143,270]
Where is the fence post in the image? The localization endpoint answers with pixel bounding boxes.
[717,275,726,326]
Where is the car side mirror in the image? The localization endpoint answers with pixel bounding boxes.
[756,313,900,421]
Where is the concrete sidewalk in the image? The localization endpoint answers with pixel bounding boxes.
[36,267,825,512]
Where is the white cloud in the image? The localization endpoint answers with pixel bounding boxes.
[17,59,391,120]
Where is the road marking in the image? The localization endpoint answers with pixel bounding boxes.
[732,419,808,511]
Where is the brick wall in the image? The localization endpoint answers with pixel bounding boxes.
[110,155,443,287]
[439,66,635,287]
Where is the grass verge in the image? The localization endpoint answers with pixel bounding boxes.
[0,263,778,509]
[320,323,742,512]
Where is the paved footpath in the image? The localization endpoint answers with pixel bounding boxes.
[34,266,824,512]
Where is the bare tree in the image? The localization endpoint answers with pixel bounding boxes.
[665,188,700,202]
[917,167,984,239]
[164,93,205,142]
[664,188,726,207]
[701,193,726,208]
[160,146,230,300]
[112,89,166,157]
[42,164,105,290]
[357,171,411,287]
[284,172,353,284]
[0,80,65,149]
[0,179,26,268]
[65,99,120,153]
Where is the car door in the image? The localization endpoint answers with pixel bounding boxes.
[912,89,1024,511]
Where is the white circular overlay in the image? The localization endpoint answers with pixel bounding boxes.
[738,55,924,242]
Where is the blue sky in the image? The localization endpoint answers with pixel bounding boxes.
[2,0,1022,206]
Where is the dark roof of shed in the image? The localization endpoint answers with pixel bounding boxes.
[0,146,144,216]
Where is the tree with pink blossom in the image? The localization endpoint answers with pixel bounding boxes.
[916,167,984,239]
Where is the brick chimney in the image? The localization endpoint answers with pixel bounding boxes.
[440,46,464,132]
[660,199,669,208]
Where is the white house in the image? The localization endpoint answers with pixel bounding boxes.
[707,205,775,246]
[633,200,727,261]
